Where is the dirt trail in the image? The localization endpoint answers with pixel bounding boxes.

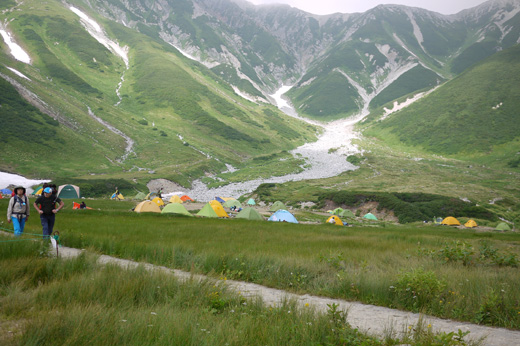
[57,246,520,345]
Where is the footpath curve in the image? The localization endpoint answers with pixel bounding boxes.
[57,246,520,345]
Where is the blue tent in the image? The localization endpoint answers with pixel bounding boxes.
[268,210,298,224]
[215,196,226,204]
[1,188,12,194]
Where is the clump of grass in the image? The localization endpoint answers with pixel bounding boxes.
[1,241,384,345]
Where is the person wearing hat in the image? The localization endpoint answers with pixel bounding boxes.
[33,187,64,238]
[7,186,30,236]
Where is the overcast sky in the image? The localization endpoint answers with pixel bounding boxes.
[247,0,488,15]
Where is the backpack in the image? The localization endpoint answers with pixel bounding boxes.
[11,195,28,216]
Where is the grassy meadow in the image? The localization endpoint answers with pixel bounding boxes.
[1,240,387,346]
[2,198,518,332]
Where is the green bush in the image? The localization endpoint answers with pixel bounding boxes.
[393,268,446,311]
[318,191,497,223]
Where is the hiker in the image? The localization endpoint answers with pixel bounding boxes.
[7,186,30,236]
[158,188,163,199]
[33,187,64,238]
[80,201,87,209]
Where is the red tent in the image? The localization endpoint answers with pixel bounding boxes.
[180,195,194,202]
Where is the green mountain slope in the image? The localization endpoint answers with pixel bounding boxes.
[0,0,317,184]
[366,44,520,156]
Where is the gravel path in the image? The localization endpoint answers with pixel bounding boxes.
[57,246,520,345]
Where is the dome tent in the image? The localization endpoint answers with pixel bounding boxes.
[152,197,165,206]
[363,213,378,221]
[223,199,242,209]
[326,215,343,226]
[197,202,229,218]
[134,201,161,213]
[236,207,264,221]
[269,201,287,212]
[268,210,298,223]
[169,195,183,203]
[339,209,355,218]
[162,203,192,216]
[133,192,147,200]
[181,195,194,202]
[464,219,478,228]
[441,216,461,226]
[495,222,511,231]
[332,208,343,215]
[247,198,256,206]
[58,184,80,199]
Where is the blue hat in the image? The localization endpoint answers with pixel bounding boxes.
[44,187,52,193]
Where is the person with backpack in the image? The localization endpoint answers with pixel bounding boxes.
[33,187,64,238]
[7,186,30,236]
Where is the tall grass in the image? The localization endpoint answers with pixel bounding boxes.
[9,200,516,330]
[0,239,386,346]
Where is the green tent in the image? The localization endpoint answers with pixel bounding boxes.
[363,213,378,221]
[236,207,264,221]
[269,201,287,212]
[339,209,355,218]
[31,186,43,195]
[57,184,80,199]
[247,198,256,206]
[133,192,147,200]
[332,208,344,215]
[196,203,219,218]
[495,222,511,231]
[162,203,193,217]
[223,199,242,209]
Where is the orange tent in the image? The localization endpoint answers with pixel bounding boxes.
[73,202,81,209]
[181,195,194,202]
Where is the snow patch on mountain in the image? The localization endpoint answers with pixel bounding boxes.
[5,66,31,80]
[0,27,31,64]
[70,6,129,68]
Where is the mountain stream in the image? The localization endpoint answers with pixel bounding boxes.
[181,86,365,201]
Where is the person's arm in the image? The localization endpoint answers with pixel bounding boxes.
[7,198,13,222]
[34,200,44,215]
[25,197,30,219]
[53,200,65,213]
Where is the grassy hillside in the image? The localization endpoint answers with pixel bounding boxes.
[0,0,317,185]
[366,44,520,156]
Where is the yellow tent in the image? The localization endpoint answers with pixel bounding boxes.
[221,197,235,202]
[134,201,161,213]
[209,200,229,218]
[464,219,478,228]
[152,197,165,207]
[441,216,461,226]
[169,195,183,203]
[326,215,343,226]
[34,187,43,196]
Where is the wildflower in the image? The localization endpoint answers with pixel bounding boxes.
[288,310,291,314]
[428,324,432,329]
[148,324,153,327]
[121,320,127,322]
[151,312,157,315]
[305,303,309,307]
[408,326,412,330]
[230,309,235,313]
[439,300,443,304]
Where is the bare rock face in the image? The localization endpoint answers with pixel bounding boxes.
[146,179,185,194]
